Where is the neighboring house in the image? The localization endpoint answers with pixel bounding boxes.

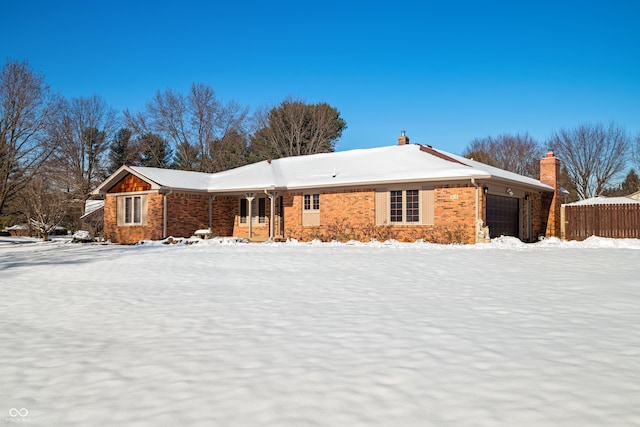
[80,199,105,239]
[4,224,30,237]
[93,133,562,244]
[628,191,640,201]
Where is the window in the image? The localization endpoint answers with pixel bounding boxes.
[239,197,267,224]
[304,194,320,211]
[302,193,320,226]
[258,197,266,224]
[239,198,248,224]
[117,195,147,226]
[390,190,403,222]
[389,189,419,223]
[405,190,419,222]
[376,188,433,226]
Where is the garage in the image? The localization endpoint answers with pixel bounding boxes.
[486,195,520,238]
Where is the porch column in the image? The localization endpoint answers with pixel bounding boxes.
[266,191,280,241]
[208,195,216,232]
[245,193,255,240]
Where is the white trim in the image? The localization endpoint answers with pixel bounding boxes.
[116,194,148,226]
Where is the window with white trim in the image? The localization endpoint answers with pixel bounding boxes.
[304,194,320,211]
[375,188,433,225]
[117,195,148,226]
[302,193,320,226]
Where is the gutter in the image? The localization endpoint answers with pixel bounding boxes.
[207,175,492,194]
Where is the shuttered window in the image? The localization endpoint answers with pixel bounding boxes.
[240,197,267,224]
[390,189,420,224]
[376,188,434,225]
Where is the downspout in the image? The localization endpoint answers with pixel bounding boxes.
[471,178,479,224]
[163,189,173,238]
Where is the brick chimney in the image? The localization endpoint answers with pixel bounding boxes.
[540,151,561,238]
[398,130,410,145]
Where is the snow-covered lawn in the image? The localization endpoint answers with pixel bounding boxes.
[2,237,640,426]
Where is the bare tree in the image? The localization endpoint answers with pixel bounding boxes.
[634,133,640,172]
[462,133,543,177]
[54,94,117,208]
[16,174,68,241]
[250,97,347,160]
[126,83,250,172]
[0,59,61,216]
[547,122,630,200]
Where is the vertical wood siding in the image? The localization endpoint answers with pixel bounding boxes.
[564,204,640,240]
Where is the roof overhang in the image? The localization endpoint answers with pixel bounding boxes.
[92,165,164,195]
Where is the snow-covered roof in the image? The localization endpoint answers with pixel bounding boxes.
[95,144,554,194]
[83,200,104,215]
[93,165,214,194]
[5,224,28,230]
[435,149,554,191]
[129,166,214,191]
[80,199,105,220]
[564,196,640,206]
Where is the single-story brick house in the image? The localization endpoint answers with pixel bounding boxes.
[93,133,562,244]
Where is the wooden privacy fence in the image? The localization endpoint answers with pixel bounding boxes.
[563,204,640,240]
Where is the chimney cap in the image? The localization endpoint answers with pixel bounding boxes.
[545,150,555,158]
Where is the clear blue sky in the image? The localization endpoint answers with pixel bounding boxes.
[2,0,639,155]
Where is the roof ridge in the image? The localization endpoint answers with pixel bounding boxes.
[418,144,468,166]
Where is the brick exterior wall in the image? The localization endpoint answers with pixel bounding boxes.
[540,153,561,237]
[211,196,236,237]
[165,192,210,238]
[433,185,476,244]
[284,189,376,241]
[281,186,476,244]
[104,191,210,244]
[104,192,164,244]
[529,192,546,240]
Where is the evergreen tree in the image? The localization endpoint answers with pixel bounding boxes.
[139,133,173,168]
[621,169,640,195]
[107,128,137,173]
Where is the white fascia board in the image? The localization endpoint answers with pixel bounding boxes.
[206,174,496,194]
[484,176,554,193]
